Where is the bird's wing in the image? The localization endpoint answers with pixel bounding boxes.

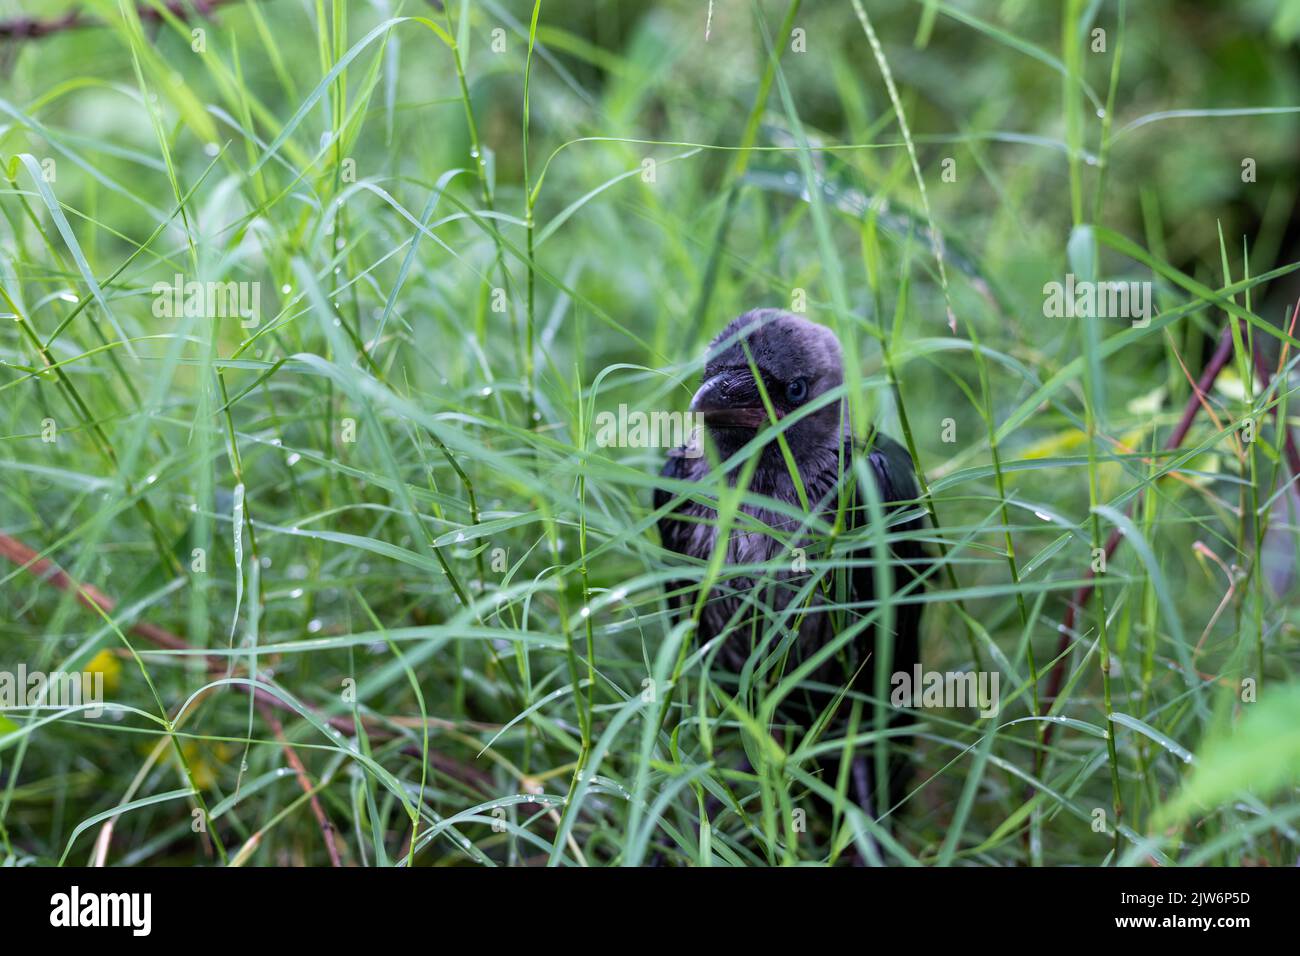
[654,452,697,558]
[844,431,927,685]
[845,432,928,810]
[856,432,928,563]
[654,452,707,621]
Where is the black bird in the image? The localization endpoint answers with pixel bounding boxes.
[655,309,926,823]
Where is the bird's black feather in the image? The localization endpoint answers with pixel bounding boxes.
[654,311,927,823]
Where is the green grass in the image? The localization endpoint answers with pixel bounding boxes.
[2,0,1300,866]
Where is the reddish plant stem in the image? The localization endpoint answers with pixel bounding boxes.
[0,0,225,39]
[1041,325,1238,720]
[1043,302,1300,749]
[1251,301,1300,477]
[0,531,344,862]
[1,532,495,790]
[0,1,454,43]
[0,530,501,860]
[256,701,343,866]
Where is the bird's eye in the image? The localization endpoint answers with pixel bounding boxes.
[786,377,808,403]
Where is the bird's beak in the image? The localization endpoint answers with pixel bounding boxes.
[690,370,774,429]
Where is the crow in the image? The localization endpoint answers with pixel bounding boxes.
[654,308,927,826]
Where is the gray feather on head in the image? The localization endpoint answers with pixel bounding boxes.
[692,309,848,464]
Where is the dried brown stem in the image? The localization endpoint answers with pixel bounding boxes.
[1040,325,1238,721]
[0,0,226,39]
[1042,301,1300,751]
[0,531,344,861]
[0,529,494,861]
[257,701,343,866]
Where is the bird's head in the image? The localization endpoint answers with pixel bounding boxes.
[690,309,845,467]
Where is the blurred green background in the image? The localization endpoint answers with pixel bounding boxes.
[1,0,1299,866]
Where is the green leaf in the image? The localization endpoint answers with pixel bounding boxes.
[1156,684,1300,827]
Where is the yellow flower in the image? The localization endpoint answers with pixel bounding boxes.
[180,740,234,791]
[85,649,122,694]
